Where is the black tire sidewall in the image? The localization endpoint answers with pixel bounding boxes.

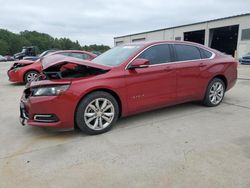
[203,78,225,107]
[75,91,119,135]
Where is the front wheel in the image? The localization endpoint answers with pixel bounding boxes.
[75,91,119,135]
[24,71,39,83]
[203,78,225,107]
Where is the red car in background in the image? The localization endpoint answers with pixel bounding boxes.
[20,41,237,135]
[8,50,97,83]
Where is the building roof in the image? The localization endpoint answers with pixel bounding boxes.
[114,13,250,39]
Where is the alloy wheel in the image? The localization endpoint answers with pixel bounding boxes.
[84,98,115,131]
[26,72,38,82]
[209,82,224,105]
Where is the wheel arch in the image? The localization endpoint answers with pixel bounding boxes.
[74,88,123,129]
[211,74,228,90]
[23,69,40,82]
[202,74,228,100]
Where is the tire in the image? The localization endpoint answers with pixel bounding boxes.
[75,91,119,135]
[24,71,39,83]
[203,78,225,107]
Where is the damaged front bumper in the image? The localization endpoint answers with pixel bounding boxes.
[19,102,29,126]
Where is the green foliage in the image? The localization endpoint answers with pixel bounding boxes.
[82,44,110,53]
[0,29,110,55]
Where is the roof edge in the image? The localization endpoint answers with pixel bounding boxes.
[114,13,250,39]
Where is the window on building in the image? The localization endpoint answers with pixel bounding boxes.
[174,44,201,61]
[115,41,124,46]
[137,44,172,65]
[241,29,250,40]
[175,37,181,41]
[132,38,146,42]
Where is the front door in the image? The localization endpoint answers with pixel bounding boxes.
[125,44,177,114]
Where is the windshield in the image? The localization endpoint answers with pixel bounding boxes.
[39,50,56,58]
[21,49,27,53]
[92,45,143,66]
[39,51,50,58]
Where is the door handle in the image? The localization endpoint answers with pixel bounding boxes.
[164,66,172,71]
[199,63,206,67]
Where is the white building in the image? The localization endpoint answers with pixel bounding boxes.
[114,13,250,58]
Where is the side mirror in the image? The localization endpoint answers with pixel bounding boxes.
[128,58,150,69]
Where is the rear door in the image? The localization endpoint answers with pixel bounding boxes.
[173,44,205,101]
[125,44,177,114]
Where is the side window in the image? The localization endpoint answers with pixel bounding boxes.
[174,44,201,61]
[199,48,213,59]
[137,44,172,65]
[69,53,91,60]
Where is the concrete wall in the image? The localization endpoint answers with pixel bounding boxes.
[114,14,250,58]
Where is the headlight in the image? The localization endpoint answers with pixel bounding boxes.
[31,85,70,96]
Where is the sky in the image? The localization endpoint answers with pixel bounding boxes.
[0,0,250,47]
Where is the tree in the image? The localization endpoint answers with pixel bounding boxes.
[0,29,110,55]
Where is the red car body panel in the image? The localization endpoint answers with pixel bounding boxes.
[20,41,238,129]
[8,62,42,82]
[42,54,110,71]
[8,50,97,83]
[15,59,34,65]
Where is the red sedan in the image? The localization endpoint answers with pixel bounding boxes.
[8,50,97,83]
[20,41,237,134]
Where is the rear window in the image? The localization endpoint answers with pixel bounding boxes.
[174,44,201,61]
[58,52,91,60]
[199,48,213,59]
[69,53,91,60]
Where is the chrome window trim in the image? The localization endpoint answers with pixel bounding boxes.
[125,43,216,69]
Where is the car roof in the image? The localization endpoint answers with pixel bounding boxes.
[121,40,219,54]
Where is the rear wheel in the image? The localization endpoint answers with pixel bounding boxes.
[24,71,39,83]
[75,91,119,135]
[203,78,225,107]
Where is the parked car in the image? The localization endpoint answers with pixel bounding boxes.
[0,55,7,62]
[91,51,102,56]
[11,50,59,73]
[19,41,238,135]
[4,55,15,61]
[239,53,250,64]
[8,50,97,83]
[14,46,38,60]
[23,50,57,61]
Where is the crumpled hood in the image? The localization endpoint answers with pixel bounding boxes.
[26,79,71,89]
[42,54,111,71]
[15,59,35,65]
